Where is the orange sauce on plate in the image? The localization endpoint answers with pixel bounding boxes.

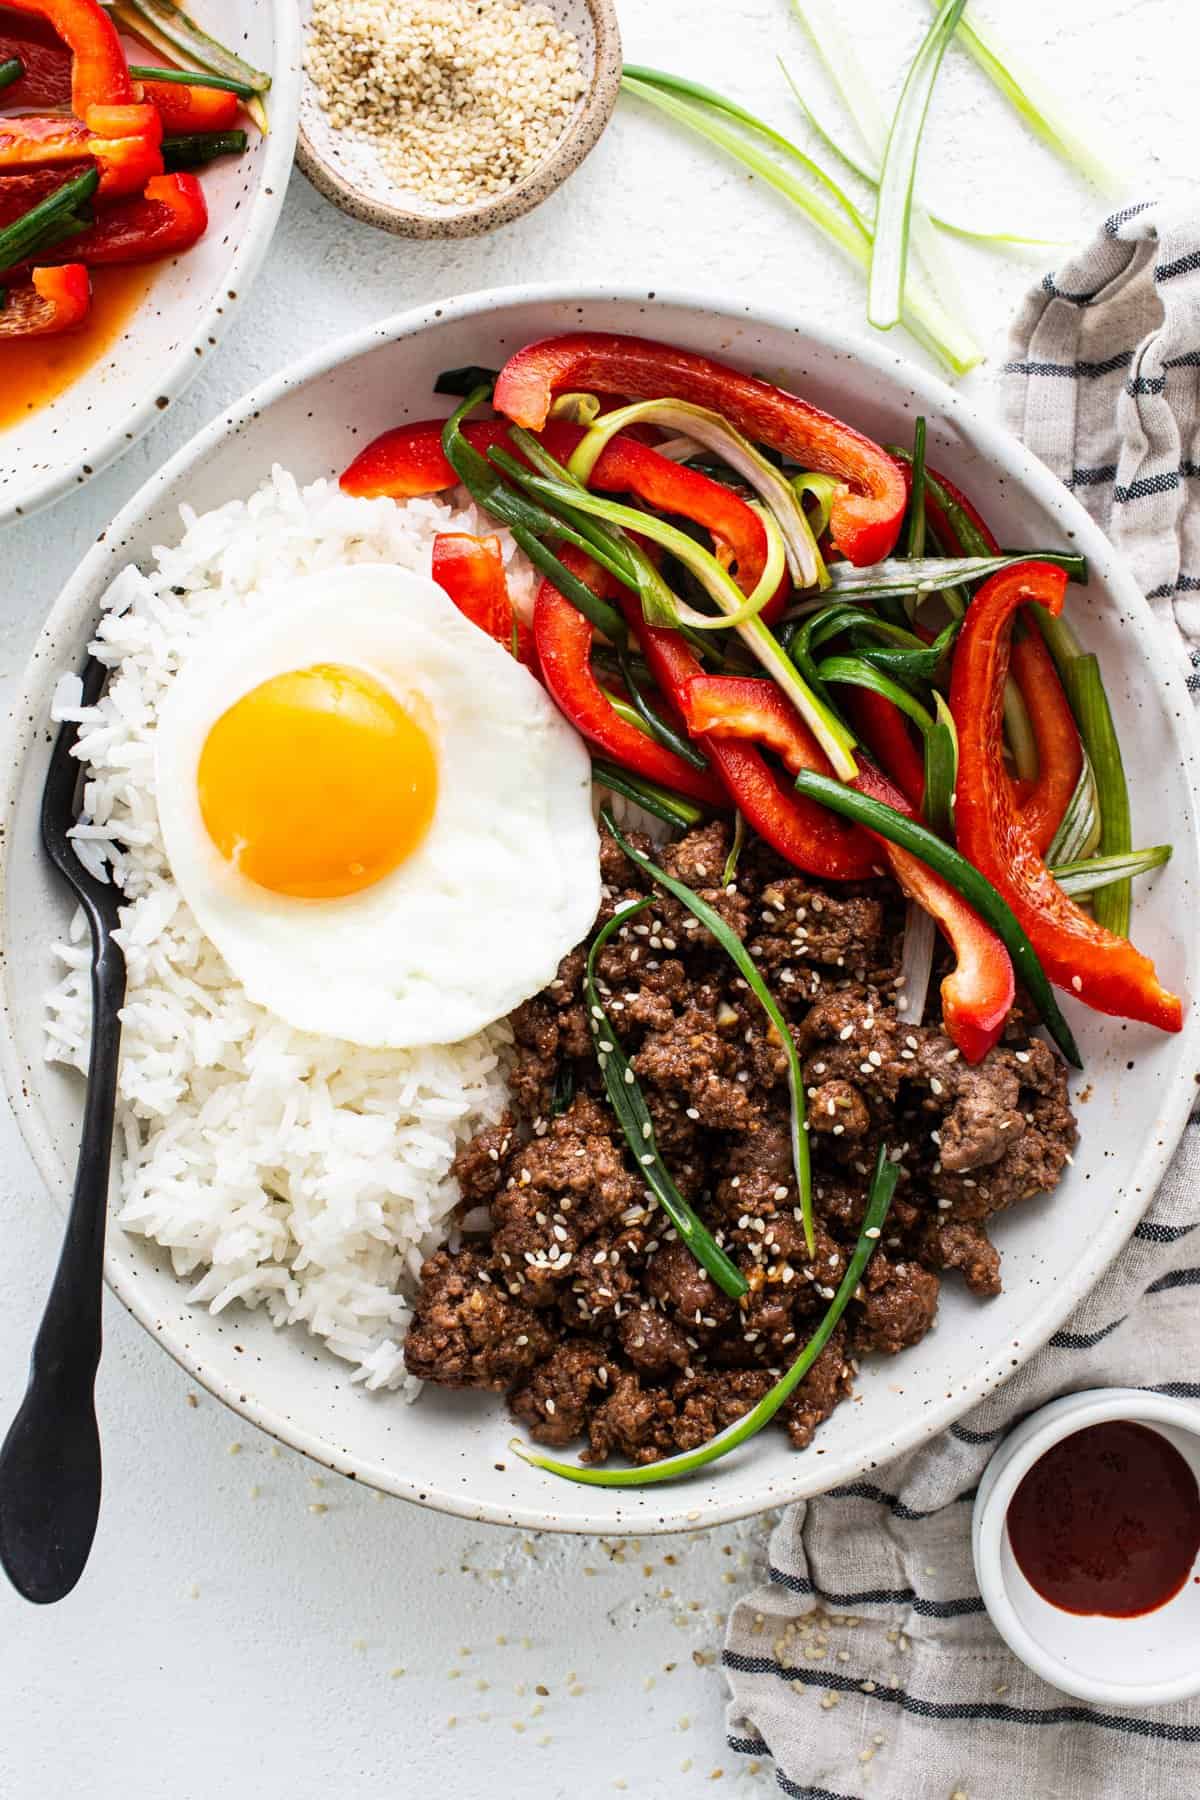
[0,263,154,432]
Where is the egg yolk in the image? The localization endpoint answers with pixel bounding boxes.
[197,664,437,899]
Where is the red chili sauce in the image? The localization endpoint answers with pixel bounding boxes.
[1006,1421,1200,1618]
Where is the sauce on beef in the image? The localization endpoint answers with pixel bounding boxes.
[1006,1420,1200,1618]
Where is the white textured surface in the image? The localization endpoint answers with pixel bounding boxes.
[0,2,1192,1793]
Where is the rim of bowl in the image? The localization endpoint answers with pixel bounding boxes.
[3,281,1200,1534]
[295,0,622,240]
[0,0,302,529]
[973,1388,1200,1706]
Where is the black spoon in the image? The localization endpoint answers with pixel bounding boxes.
[0,658,126,1604]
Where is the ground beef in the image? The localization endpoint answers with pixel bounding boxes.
[405,820,1078,1463]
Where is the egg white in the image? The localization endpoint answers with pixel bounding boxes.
[153,563,600,1048]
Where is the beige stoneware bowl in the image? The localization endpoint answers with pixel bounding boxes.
[295,0,622,238]
[3,285,1199,1535]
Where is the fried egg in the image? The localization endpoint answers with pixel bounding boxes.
[154,563,600,1048]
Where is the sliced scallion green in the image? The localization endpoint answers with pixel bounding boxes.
[817,656,936,736]
[519,470,858,777]
[825,553,1044,601]
[567,394,825,589]
[512,1141,897,1487]
[1003,673,1038,782]
[604,810,814,1254]
[1051,845,1171,898]
[792,770,1082,1065]
[127,62,256,96]
[0,166,98,273]
[0,57,23,91]
[1046,754,1101,866]
[585,895,747,1299]
[722,810,748,886]
[620,72,980,376]
[923,710,958,838]
[1066,654,1132,935]
[868,0,967,332]
[778,53,1068,252]
[108,0,270,91]
[161,129,247,169]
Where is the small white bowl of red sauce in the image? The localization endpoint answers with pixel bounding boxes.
[973,1388,1200,1707]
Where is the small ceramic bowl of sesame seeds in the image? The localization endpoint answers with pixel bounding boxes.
[296,0,622,238]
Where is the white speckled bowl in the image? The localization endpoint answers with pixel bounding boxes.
[3,286,1199,1536]
[295,0,622,238]
[0,0,301,527]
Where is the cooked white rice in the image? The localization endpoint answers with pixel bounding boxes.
[43,467,544,1393]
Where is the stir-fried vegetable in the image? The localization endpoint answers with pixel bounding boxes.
[512,1141,897,1487]
[605,809,814,1254]
[0,164,97,269]
[621,68,980,377]
[934,0,1123,193]
[949,564,1181,1033]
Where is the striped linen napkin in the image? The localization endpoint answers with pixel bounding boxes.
[722,200,1200,1800]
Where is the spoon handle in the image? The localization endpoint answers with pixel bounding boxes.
[0,926,125,1604]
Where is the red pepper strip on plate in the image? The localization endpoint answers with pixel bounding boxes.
[138,77,241,132]
[0,105,162,195]
[841,686,926,811]
[950,562,1183,1032]
[0,167,86,228]
[1008,627,1083,855]
[1,0,135,113]
[492,332,907,566]
[917,460,1083,849]
[534,550,727,807]
[0,14,73,108]
[680,660,1014,1056]
[629,612,879,883]
[342,417,789,623]
[432,531,533,664]
[0,261,90,335]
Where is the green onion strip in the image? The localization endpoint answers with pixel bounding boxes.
[603,810,814,1254]
[512,1142,898,1487]
[584,895,748,1300]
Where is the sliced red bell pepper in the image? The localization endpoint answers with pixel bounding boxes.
[9,171,207,268]
[0,167,88,230]
[950,562,1182,1033]
[629,613,880,884]
[139,76,241,133]
[0,13,73,108]
[342,415,788,622]
[914,458,1083,849]
[534,551,726,808]
[0,261,90,335]
[841,686,926,811]
[492,332,907,567]
[1008,626,1082,855]
[0,104,162,195]
[2,0,134,113]
[432,532,533,664]
[681,661,1014,1058]
[850,760,1014,1063]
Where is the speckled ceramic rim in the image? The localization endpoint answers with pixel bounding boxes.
[0,0,302,529]
[3,283,1200,1535]
[972,1388,1200,1705]
[295,0,622,239]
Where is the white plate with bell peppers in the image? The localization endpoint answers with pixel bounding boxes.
[0,0,299,526]
[3,283,1198,1535]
